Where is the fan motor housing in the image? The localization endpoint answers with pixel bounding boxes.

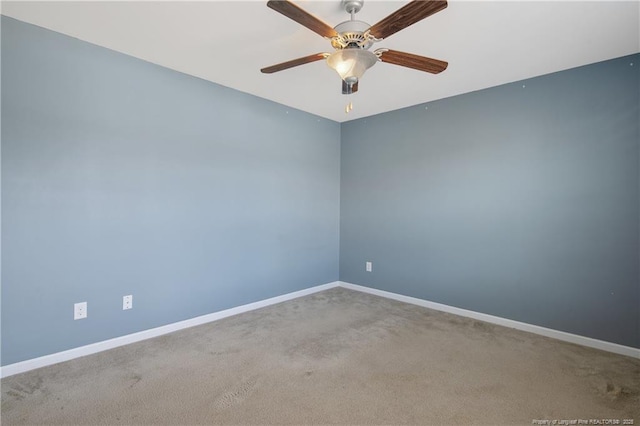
[332,20,374,49]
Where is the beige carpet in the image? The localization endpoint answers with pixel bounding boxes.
[2,287,639,425]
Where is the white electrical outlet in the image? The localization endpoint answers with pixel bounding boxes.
[366,261,372,272]
[123,295,133,310]
[74,302,87,320]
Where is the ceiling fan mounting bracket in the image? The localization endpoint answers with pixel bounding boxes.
[373,48,387,58]
[341,0,364,15]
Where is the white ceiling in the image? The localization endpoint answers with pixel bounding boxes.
[2,0,639,122]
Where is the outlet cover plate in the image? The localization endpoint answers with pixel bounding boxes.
[123,295,133,310]
[74,302,87,320]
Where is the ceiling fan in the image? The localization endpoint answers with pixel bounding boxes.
[261,0,448,94]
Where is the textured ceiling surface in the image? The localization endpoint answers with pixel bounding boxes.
[2,1,639,122]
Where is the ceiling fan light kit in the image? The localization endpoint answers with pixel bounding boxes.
[326,49,377,84]
[261,0,448,96]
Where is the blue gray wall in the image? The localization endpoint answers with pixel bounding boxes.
[1,17,340,365]
[340,54,640,348]
[3,16,639,366]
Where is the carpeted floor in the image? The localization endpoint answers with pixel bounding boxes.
[2,287,639,425]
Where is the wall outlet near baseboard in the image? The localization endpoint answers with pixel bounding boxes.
[366,261,372,272]
[123,295,133,310]
[74,302,87,320]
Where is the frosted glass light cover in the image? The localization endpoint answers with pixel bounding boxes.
[327,49,377,83]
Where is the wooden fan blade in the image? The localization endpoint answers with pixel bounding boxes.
[378,49,448,74]
[267,0,338,38]
[261,53,327,74]
[368,0,447,40]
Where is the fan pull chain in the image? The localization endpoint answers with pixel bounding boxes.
[345,101,354,114]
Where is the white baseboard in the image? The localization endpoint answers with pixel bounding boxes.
[338,281,640,359]
[0,281,341,378]
[3,279,637,378]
